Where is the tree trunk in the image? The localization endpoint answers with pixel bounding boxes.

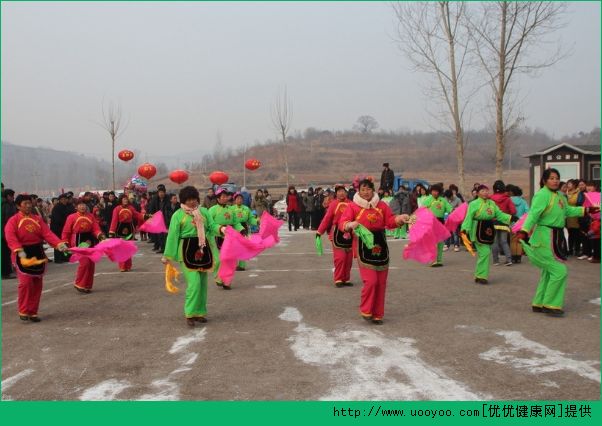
[442,2,466,195]
[112,135,116,190]
[282,131,289,188]
[495,3,508,180]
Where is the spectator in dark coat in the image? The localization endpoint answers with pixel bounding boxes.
[202,188,217,209]
[380,163,395,192]
[101,192,117,234]
[490,180,516,266]
[390,185,411,215]
[147,184,170,253]
[50,193,75,263]
[166,193,179,225]
[311,187,325,230]
[2,188,17,278]
[300,190,312,229]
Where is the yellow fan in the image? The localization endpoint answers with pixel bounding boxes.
[460,232,476,257]
[20,257,48,267]
[164,263,180,294]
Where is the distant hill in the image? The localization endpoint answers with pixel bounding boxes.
[2,127,599,196]
[0,142,172,195]
[154,127,600,191]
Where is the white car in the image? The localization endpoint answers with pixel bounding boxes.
[273,188,313,219]
[273,199,287,219]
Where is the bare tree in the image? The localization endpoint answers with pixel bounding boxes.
[271,86,293,187]
[156,162,168,176]
[468,1,568,179]
[214,130,224,164]
[353,115,380,134]
[393,1,474,194]
[99,100,128,190]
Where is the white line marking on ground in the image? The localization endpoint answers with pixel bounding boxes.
[81,330,207,401]
[479,330,601,383]
[457,326,601,383]
[79,379,132,401]
[280,307,483,400]
[256,285,277,289]
[138,377,182,401]
[1,368,35,398]
[78,367,88,381]
[589,298,600,305]
[169,329,207,354]
[179,353,199,366]
[171,366,193,375]
[248,274,258,277]
[138,329,206,400]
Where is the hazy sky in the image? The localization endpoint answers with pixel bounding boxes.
[2,1,600,158]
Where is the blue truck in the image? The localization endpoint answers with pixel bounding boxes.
[392,176,430,193]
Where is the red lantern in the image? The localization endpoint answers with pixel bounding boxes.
[245,158,261,171]
[118,149,134,162]
[209,171,229,185]
[138,163,157,180]
[169,169,189,185]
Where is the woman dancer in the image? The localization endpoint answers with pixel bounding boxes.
[339,179,410,324]
[109,194,146,272]
[460,185,511,284]
[62,199,106,293]
[317,185,353,288]
[162,186,223,326]
[517,169,598,316]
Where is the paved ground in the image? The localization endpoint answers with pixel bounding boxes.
[2,229,600,400]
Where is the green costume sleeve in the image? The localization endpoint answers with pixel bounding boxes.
[521,189,548,233]
[163,210,182,261]
[208,205,218,220]
[201,207,221,237]
[246,206,259,226]
[208,205,243,231]
[461,200,477,234]
[444,199,453,215]
[231,206,244,232]
[565,205,585,218]
[493,203,511,224]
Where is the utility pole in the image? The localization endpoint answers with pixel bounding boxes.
[31,171,41,194]
[243,144,247,188]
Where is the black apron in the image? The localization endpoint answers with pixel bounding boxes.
[16,244,46,275]
[182,237,213,271]
[116,222,131,238]
[332,227,353,250]
[548,226,569,261]
[76,232,96,248]
[358,230,389,269]
[476,220,495,245]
